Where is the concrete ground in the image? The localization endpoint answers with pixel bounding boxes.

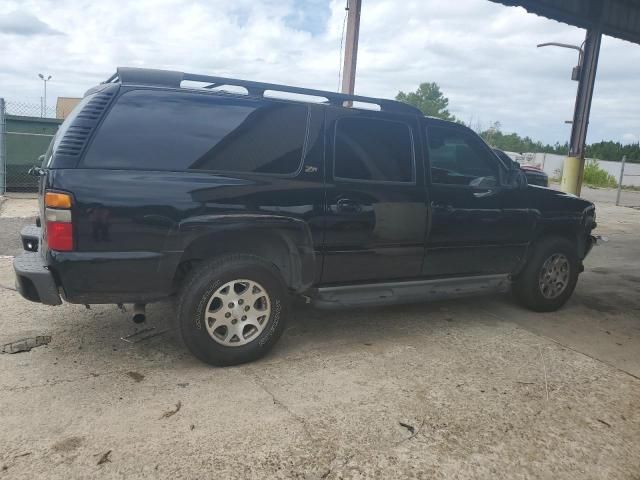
[580,185,640,209]
[0,194,638,479]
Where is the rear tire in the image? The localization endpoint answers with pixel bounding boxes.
[177,255,289,366]
[512,236,580,312]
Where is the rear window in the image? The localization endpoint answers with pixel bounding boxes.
[82,90,309,174]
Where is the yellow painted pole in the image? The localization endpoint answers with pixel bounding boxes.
[560,156,582,195]
[563,23,602,196]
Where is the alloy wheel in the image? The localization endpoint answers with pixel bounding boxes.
[204,279,271,346]
[538,253,570,299]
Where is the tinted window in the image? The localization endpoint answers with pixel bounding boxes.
[83,90,308,174]
[334,117,414,182]
[427,125,498,187]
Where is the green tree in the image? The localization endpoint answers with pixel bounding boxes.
[396,82,456,121]
[479,122,569,156]
[479,122,640,162]
[586,141,640,162]
[396,83,640,163]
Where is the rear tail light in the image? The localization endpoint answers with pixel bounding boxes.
[45,191,74,251]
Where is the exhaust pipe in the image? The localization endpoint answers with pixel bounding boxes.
[132,303,146,324]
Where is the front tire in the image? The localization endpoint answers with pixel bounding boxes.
[177,255,289,366]
[512,236,580,312]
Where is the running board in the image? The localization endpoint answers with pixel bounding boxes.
[310,274,510,309]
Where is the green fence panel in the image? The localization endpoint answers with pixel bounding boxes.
[6,115,61,191]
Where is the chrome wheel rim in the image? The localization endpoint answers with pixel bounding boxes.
[204,279,271,347]
[538,253,570,299]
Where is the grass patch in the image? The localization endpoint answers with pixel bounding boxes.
[583,158,617,188]
[548,159,622,189]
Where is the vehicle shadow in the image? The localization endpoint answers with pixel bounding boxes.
[0,289,523,380]
[144,291,520,362]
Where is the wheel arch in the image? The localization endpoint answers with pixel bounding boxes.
[547,226,594,262]
[169,215,316,293]
[535,225,580,246]
[515,221,586,277]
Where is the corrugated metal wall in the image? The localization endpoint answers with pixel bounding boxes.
[605,0,640,43]
[491,0,640,44]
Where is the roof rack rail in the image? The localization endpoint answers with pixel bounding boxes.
[104,67,422,115]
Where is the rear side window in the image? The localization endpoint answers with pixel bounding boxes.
[83,90,308,174]
[46,94,95,167]
[334,117,414,183]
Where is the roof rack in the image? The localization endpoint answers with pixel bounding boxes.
[104,67,422,116]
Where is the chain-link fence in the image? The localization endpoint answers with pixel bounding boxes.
[0,99,61,193]
[5,100,57,119]
[615,156,640,209]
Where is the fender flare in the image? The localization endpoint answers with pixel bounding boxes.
[159,214,316,292]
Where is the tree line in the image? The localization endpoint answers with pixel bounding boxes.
[396,82,639,163]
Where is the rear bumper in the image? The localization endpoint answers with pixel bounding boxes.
[20,224,41,252]
[13,252,62,306]
[13,222,178,305]
[50,250,176,304]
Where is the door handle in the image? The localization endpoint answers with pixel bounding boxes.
[336,198,361,213]
[473,189,494,198]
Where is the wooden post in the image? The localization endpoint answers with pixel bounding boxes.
[616,155,626,206]
[341,0,362,98]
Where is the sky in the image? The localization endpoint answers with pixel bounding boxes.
[0,0,639,146]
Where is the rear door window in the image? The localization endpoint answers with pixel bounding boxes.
[83,89,308,174]
[334,117,414,183]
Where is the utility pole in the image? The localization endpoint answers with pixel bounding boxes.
[537,0,603,196]
[563,1,604,196]
[341,0,362,97]
[565,23,602,196]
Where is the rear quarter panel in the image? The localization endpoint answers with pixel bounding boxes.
[46,167,325,302]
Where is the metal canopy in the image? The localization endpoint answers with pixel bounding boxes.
[490,0,640,44]
[488,0,640,195]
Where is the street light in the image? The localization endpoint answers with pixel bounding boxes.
[38,73,52,117]
[537,42,584,81]
[537,33,602,197]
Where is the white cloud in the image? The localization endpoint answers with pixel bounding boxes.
[0,10,63,36]
[0,0,638,145]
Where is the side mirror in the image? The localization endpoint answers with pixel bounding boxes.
[506,163,528,189]
[28,165,46,177]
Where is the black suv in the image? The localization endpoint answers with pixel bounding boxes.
[14,67,598,366]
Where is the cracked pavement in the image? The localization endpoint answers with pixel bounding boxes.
[0,195,639,479]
